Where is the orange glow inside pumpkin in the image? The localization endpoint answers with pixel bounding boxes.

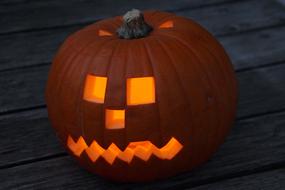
[159,20,174,28]
[83,75,107,103]
[105,109,125,129]
[98,29,113,36]
[68,135,183,164]
[127,77,155,105]
[78,75,183,164]
[67,136,88,157]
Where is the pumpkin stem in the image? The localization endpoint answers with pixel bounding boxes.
[117,9,153,39]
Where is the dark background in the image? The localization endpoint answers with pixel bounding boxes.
[1,0,285,189]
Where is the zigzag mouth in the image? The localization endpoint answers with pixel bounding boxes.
[67,135,183,165]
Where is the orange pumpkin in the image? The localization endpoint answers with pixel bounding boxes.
[46,9,237,182]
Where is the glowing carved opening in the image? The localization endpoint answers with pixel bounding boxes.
[127,77,155,105]
[67,136,88,157]
[83,75,107,103]
[67,135,183,165]
[159,20,174,28]
[98,29,113,36]
[105,109,125,129]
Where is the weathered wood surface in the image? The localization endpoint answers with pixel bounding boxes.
[1,0,285,189]
[1,25,285,115]
[1,110,285,189]
[1,0,285,114]
[190,168,285,190]
[1,62,285,167]
[0,0,233,34]
[1,0,285,72]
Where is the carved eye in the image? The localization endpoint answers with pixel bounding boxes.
[159,20,174,28]
[127,77,156,105]
[83,74,107,103]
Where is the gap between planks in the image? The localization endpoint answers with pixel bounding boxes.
[1,107,285,189]
[0,0,240,36]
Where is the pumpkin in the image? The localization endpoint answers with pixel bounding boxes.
[45,9,237,182]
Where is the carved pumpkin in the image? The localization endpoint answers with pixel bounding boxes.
[46,9,237,182]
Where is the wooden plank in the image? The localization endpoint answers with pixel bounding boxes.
[181,0,285,36]
[1,24,285,115]
[0,107,47,121]
[0,66,48,114]
[0,1,284,188]
[0,0,233,34]
[222,28,285,72]
[0,0,105,6]
[0,0,284,72]
[1,108,285,189]
[190,169,285,190]
[0,62,285,172]
[236,63,285,118]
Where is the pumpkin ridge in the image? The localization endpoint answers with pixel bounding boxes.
[158,30,234,105]
[141,40,163,148]
[151,34,222,156]
[103,40,126,148]
[188,37,234,143]
[155,37,193,112]
[166,31,234,143]
[154,37,195,133]
[155,32,223,144]
[156,30,235,150]
[51,36,103,138]
[156,32,219,103]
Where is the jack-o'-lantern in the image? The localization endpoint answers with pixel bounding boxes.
[45,9,237,182]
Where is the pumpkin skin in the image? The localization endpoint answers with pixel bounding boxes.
[45,10,237,182]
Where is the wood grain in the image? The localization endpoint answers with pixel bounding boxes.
[0,0,285,188]
[0,0,234,34]
[1,0,284,72]
[1,62,285,176]
[1,24,285,115]
[1,109,285,189]
[190,168,285,190]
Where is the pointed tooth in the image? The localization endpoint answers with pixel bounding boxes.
[134,144,153,161]
[67,136,76,150]
[85,141,104,162]
[67,136,88,157]
[151,145,164,159]
[117,147,135,163]
[160,137,183,160]
[101,143,120,165]
[67,136,183,163]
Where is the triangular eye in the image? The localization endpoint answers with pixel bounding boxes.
[159,20,174,28]
[98,29,113,36]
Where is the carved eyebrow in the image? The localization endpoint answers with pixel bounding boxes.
[98,29,113,36]
[159,20,174,28]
